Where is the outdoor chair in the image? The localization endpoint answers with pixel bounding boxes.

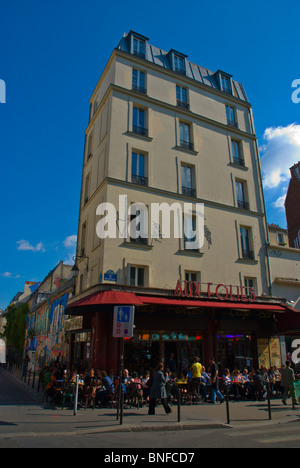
[103,383,119,409]
[61,384,76,408]
[128,382,144,409]
[84,385,97,410]
[253,376,265,401]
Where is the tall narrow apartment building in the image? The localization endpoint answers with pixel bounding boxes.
[285,162,300,248]
[67,31,289,373]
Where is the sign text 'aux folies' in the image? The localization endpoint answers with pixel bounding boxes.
[174,280,256,302]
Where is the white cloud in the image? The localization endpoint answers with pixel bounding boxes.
[260,124,300,190]
[273,195,286,210]
[63,235,77,248]
[1,272,21,279]
[63,235,77,265]
[16,240,46,252]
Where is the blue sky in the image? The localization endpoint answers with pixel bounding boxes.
[0,0,299,310]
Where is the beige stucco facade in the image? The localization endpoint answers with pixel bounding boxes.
[268,225,300,310]
[75,33,270,300]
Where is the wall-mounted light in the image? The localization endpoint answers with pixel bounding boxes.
[71,255,89,278]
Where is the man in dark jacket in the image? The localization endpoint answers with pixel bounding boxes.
[148,363,172,415]
[281,361,298,406]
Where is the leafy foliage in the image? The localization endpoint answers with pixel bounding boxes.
[2,303,29,354]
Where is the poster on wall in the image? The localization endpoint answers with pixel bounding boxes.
[257,339,270,369]
[269,337,281,368]
[257,337,282,369]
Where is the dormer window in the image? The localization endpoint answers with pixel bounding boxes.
[215,70,233,95]
[133,37,146,58]
[221,75,232,94]
[174,55,185,74]
[168,49,188,75]
[127,31,149,59]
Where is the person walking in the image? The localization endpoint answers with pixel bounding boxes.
[209,357,224,404]
[281,361,298,406]
[148,363,172,415]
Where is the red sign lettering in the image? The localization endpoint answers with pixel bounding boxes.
[174,280,256,303]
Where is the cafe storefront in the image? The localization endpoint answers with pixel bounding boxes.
[66,281,291,374]
[124,330,204,374]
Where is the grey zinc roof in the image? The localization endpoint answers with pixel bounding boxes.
[117,34,249,103]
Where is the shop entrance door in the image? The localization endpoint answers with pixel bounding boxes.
[164,340,202,376]
[164,342,178,375]
[217,334,254,372]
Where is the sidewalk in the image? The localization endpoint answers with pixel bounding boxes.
[1,368,300,438]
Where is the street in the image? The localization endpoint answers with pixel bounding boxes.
[1,420,300,449]
[1,368,300,449]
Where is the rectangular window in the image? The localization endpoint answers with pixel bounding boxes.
[244,277,255,296]
[184,215,198,251]
[174,55,185,74]
[176,85,189,109]
[235,180,249,210]
[240,227,254,259]
[84,174,90,205]
[129,207,148,245]
[132,107,147,136]
[132,69,146,94]
[231,140,244,166]
[133,37,146,58]
[185,271,199,282]
[276,233,284,245]
[179,121,193,150]
[181,165,195,197]
[221,76,232,94]
[226,105,237,127]
[86,133,93,161]
[131,152,148,186]
[81,222,87,257]
[130,266,145,287]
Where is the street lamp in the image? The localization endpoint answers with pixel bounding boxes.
[71,255,89,278]
[70,264,80,278]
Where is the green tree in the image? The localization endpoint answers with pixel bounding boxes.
[2,303,29,356]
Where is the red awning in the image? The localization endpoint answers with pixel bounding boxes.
[137,295,287,312]
[276,307,300,333]
[67,290,144,308]
[67,290,288,313]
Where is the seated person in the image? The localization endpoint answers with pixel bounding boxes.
[242,368,255,400]
[129,372,143,405]
[84,369,98,386]
[96,371,113,406]
[122,369,131,394]
[46,368,60,402]
[231,370,243,400]
[176,371,188,384]
[222,369,232,388]
[141,371,150,401]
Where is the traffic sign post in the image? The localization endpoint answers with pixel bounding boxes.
[113,305,135,338]
[113,306,135,424]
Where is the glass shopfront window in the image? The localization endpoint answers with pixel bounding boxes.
[124,331,203,375]
[72,331,91,370]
